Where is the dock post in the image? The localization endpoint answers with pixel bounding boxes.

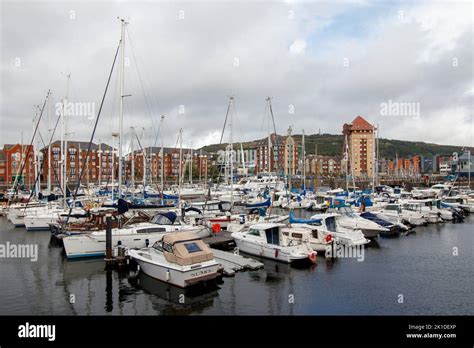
[105,214,113,267]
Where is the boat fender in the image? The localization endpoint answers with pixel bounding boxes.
[275,249,279,258]
[118,240,122,246]
[166,269,170,281]
[308,252,317,263]
[145,239,149,247]
[325,234,333,243]
[212,223,221,236]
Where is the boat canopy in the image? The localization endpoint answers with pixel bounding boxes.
[162,232,214,266]
[151,212,177,225]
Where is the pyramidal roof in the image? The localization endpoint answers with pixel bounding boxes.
[348,115,374,131]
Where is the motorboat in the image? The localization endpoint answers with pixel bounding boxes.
[402,202,442,224]
[128,232,222,288]
[441,197,474,214]
[405,199,452,222]
[308,213,370,247]
[226,213,288,233]
[377,203,427,227]
[329,206,389,238]
[231,223,317,264]
[358,211,409,235]
[286,212,341,252]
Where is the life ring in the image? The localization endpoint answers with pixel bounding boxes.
[325,234,333,243]
[308,251,317,263]
[85,203,93,210]
[93,202,100,208]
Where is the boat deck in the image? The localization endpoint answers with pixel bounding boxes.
[203,231,236,251]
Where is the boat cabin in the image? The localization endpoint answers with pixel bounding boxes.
[154,232,214,266]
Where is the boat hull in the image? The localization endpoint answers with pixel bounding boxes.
[63,233,167,259]
[232,238,312,264]
[132,256,221,288]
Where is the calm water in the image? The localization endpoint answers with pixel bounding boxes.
[0,213,473,315]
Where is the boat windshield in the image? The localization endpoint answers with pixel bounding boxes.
[385,205,400,211]
[325,216,337,232]
[339,206,356,217]
[220,202,232,211]
[151,212,177,225]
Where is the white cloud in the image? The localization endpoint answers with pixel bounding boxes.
[289,39,307,54]
[0,0,472,152]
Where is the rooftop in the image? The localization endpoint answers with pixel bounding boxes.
[343,115,374,131]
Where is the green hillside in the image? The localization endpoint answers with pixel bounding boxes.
[201,134,472,159]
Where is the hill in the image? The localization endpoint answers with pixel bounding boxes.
[201,133,472,158]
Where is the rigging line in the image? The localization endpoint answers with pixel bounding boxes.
[153,116,164,148]
[126,27,158,141]
[268,98,282,176]
[65,41,121,223]
[23,113,63,208]
[219,99,232,145]
[10,91,49,203]
[105,61,119,145]
[258,101,269,136]
[127,26,161,133]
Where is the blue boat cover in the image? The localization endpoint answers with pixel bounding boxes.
[289,211,322,224]
[245,197,271,209]
[360,212,392,227]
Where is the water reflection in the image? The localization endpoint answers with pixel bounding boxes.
[105,269,113,312]
[128,272,220,315]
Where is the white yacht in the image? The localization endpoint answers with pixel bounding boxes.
[7,202,49,227]
[442,197,474,213]
[24,207,88,231]
[329,206,389,238]
[405,199,451,222]
[377,203,426,227]
[62,212,210,259]
[231,223,317,264]
[308,213,370,247]
[129,232,221,288]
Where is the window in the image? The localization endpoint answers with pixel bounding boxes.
[162,242,173,253]
[137,227,166,233]
[248,228,261,236]
[184,242,202,253]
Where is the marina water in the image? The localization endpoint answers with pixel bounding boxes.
[0,213,472,315]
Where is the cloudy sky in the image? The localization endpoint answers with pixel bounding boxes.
[0,0,472,152]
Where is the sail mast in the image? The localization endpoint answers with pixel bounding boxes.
[47,91,52,194]
[130,127,135,198]
[302,129,306,191]
[118,18,128,199]
[160,115,164,192]
[229,96,234,207]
